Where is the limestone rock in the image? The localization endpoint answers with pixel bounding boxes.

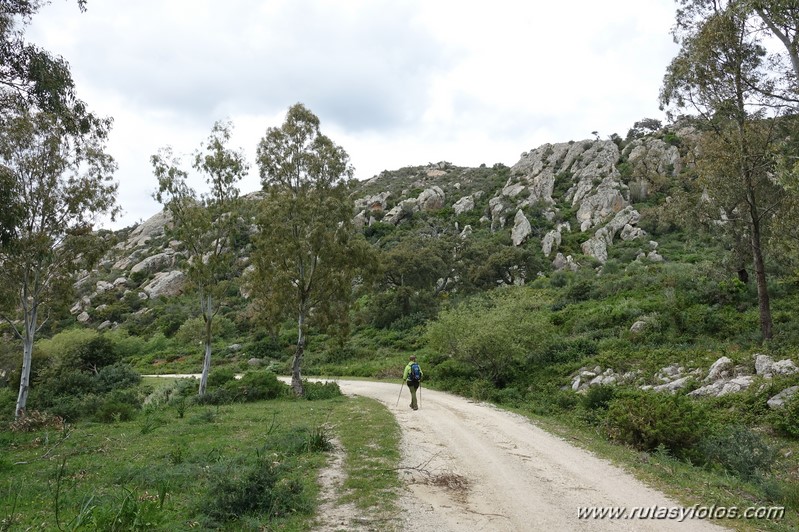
[131,251,174,275]
[717,376,754,396]
[552,253,579,272]
[77,311,90,323]
[125,210,172,249]
[96,280,114,293]
[625,138,682,178]
[417,186,445,211]
[620,224,646,241]
[773,359,798,376]
[542,223,569,257]
[354,191,392,212]
[652,376,691,394]
[705,356,733,382]
[142,271,185,298]
[511,210,532,246]
[754,354,774,376]
[580,207,641,263]
[767,386,799,409]
[453,195,475,215]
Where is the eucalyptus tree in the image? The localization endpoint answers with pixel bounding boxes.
[1,1,102,134]
[0,105,118,418]
[662,1,786,340]
[152,120,248,396]
[250,104,372,396]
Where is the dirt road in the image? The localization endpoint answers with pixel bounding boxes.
[331,379,726,532]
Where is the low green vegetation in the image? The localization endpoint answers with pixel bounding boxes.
[0,377,401,530]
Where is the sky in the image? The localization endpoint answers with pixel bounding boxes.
[27,0,680,230]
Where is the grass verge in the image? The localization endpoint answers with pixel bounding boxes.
[0,389,403,531]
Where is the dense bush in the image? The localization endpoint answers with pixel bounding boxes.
[302,380,341,401]
[427,287,554,387]
[201,458,310,525]
[208,367,237,387]
[698,425,776,480]
[228,370,286,401]
[603,390,707,456]
[769,394,799,439]
[582,384,617,411]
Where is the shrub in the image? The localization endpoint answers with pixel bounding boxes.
[223,370,286,402]
[603,390,707,456]
[583,384,617,411]
[94,363,141,393]
[303,380,341,401]
[94,400,137,423]
[769,393,799,438]
[698,425,776,481]
[208,367,237,388]
[201,459,310,524]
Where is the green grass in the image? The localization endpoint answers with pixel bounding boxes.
[0,392,403,530]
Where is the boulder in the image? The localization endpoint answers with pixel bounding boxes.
[453,195,475,215]
[131,252,174,275]
[717,376,754,396]
[417,186,445,211]
[688,381,725,398]
[96,280,114,293]
[501,184,526,198]
[705,356,733,382]
[511,210,532,246]
[652,376,691,394]
[552,253,579,272]
[143,271,186,298]
[489,197,508,231]
[754,353,774,376]
[620,224,646,241]
[354,191,392,212]
[773,359,798,376]
[767,386,799,409]
[124,210,172,249]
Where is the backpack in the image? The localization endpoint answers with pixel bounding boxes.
[407,362,422,384]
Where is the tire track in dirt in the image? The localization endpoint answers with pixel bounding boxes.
[332,379,727,532]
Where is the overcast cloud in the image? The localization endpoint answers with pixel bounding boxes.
[28,0,679,229]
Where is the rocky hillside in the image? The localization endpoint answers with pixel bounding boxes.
[71,127,694,330]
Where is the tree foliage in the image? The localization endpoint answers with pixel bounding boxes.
[249,104,373,396]
[661,0,795,340]
[0,1,104,135]
[0,105,118,417]
[152,119,248,396]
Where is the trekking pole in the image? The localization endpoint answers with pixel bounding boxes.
[418,383,422,410]
[395,381,404,407]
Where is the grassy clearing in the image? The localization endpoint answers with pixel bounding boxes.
[0,390,402,531]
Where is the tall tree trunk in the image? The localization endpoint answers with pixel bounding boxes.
[198,293,213,396]
[291,309,306,396]
[15,307,36,419]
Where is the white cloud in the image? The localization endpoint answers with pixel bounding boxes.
[27,0,679,229]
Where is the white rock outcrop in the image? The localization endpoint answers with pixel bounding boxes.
[511,210,532,246]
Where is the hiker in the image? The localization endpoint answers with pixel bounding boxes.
[403,355,423,410]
